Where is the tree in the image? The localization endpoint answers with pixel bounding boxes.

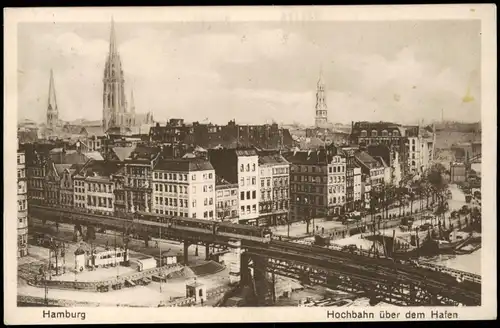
[409,191,416,215]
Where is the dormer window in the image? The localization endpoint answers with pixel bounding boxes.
[371,130,378,137]
[382,130,388,137]
[393,130,399,137]
[360,130,367,137]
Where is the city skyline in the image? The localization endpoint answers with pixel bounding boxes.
[18,20,481,126]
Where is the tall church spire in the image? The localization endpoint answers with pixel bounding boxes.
[315,68,328,128]
[109,16,117,56]
[48,69,57,111]
[47,69,59,129]
[102,17,129,131]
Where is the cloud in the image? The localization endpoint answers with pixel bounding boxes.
[17,21,481,125]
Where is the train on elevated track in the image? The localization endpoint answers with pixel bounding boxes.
[133,211,273,244]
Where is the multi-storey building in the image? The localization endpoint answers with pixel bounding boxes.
[215,177,239,223]
[26,151,48,205]
[284,146,347,222]
[45,162,64,206]
[366,144,402,186]
[326,155,346,216]
[350,121,409,177]
[17,148,28,257]
[405,126,434,175]
[75,160,120,213]
[152,158,215,219]
[353,167,362,206]
[258,153,290,226]
[208,148,260,224]
[149,119,294,150]
[123,146,160,212]
[54,164,83,208]
[341,147,359,212]
[355,151,385,192]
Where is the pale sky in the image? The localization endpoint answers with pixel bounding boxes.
[18,20,481,125]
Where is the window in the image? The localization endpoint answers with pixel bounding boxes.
[192,200,197,207]
[360,130,367,137]
[252,163,256,171]
[204,211,208,218]
[240,178,244,186]
[241,206,245,214]
[240,164,244,172]
[261,180,264,188]
[382,130,388,137]
[252,205,256,213]
[246,164,250,172]
[192,174,196,181]
[252,190,256,199]
[240,192,244,200]
[209,173,213,179]
[246,191,250,199]
[371,130,378,137]
[252,177,256,185]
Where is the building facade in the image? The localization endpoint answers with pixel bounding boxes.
[285,147,347,222]
[17,149,28,257]
[405,126,434,175]
[215,178,239,223]
[152,158,216,219]
[123,147,160,213]
[258,154,290,227]
[350,121,409,177]
[73,160,121,213]
[208,148,260,224]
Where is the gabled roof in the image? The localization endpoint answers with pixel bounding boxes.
[79,160,121,178]
[373,156,388,168]
[111,146,135,161]
[85,151,104,161]
[54,164,73,176]
[81,126,105,137]
[354,151,382,169]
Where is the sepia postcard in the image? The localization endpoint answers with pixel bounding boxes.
[3,5,497,324]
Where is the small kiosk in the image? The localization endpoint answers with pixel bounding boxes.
[186,278,207,305]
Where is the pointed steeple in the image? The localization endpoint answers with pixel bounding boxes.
[109,16,117,56]
[48,69,58,111]
[130,89,135,113]
[317,64,324,89]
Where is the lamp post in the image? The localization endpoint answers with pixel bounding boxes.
[159,224,162,293]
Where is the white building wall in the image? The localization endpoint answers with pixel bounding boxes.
[152,171,190,217]
[237,155,259,223]
[327,156,346,212]
[353,167,362,202]
[152,169,216,220]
